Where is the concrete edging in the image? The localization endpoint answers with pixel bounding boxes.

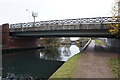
[80,38,91,52]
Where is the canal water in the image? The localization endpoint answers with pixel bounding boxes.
[2,44,81,79]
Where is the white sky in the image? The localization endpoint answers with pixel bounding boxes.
[0,0,114,25]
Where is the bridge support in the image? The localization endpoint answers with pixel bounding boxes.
[106,38,120,53]
[2,24,9,45]
[2,24,39,47]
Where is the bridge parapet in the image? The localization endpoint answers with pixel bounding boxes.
[10,17,119,32]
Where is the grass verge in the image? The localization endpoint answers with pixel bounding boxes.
[95,40,106,45]
[109,58,120,78]
[50,53,82,78]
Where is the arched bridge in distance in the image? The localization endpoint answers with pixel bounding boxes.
[9,17,120,38]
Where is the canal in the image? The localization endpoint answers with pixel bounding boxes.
[2,44,81,79]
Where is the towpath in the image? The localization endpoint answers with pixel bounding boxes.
[72,40,118,78]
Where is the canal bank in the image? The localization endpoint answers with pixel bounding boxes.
[50,53,82,78]
[2,45,45,53]
[2,38,91,79]
[50,39,91,78]
[50,40,118,78]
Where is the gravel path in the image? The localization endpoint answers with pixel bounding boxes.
[72,40,118,78]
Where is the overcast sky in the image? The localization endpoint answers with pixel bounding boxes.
[0,0,114,25]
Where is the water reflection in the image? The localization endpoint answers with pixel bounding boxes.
[39,44,80,61]
[39,47,62,61]
[70,45,80,56]
[60,45,71,57]
[3,50,64,78]
[3,44,80,79]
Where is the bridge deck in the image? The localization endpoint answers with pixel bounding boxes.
[9,29,118,38]
[9,17,120,38]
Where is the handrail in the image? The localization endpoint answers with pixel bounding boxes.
[9,17,120,32]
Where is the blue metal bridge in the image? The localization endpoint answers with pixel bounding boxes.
[9,17,120,37]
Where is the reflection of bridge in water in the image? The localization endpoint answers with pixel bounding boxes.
[9,17,120,37]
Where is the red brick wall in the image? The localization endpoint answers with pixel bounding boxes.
[2,24,9,45]
[2,24,39,46]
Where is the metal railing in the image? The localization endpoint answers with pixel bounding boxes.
[10,17,119,32]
